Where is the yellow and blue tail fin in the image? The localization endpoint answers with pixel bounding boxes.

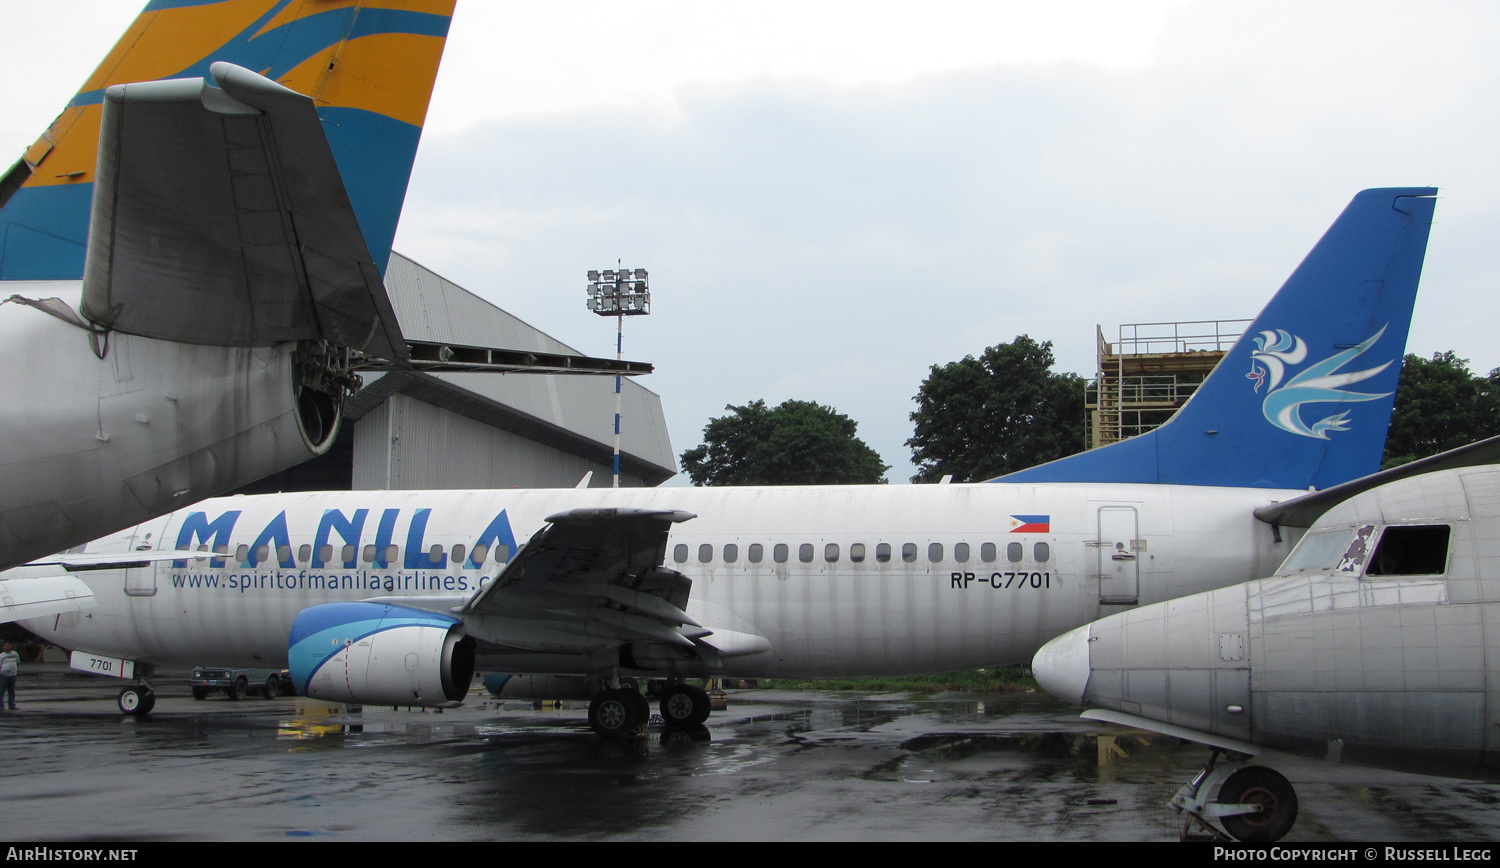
[0,0,455,281]
[999,187,1438,490]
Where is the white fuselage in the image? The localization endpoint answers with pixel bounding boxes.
[18,482,1300,678]
[0,280,328,571]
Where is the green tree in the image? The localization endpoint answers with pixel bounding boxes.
[1382,351,1500,468]
[681,399,888,486]
[907,335,1086,482]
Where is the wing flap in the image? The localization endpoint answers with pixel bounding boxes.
[460,508,701,653]
[81,63,406,360]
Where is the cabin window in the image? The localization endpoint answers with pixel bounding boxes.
[236,544,249,562]
[724,544,739,563]
[296,545,311,564]
[276,545,292,565]
[954,542,970,563]
[748,544,764,563]
[825,543,839,562]
[318,544,334,564]
[980,542,996,563]
[257,545,271,565]
[451,544,467,565]
[774,544,789,563]
[429,544,444,562]
[1366,525,1451,577]
[876,543,891,563]
[799,543,814,563]
[698,543,713,563]
[674,544,688,564]
[493,545,510,563]
[362,544,376,563]
[1034,542,1050,562]
[850,543,866,563]
[928,543,944,562]
[902,543,917,563]
[1007,542,1023,563]
[341,544,355,565]
[385,545,399,564]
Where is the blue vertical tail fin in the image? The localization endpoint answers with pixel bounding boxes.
[999,187,1438,490]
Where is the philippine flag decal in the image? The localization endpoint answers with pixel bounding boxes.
[1008,515,1050,533]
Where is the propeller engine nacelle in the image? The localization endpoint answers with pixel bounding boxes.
[289,602,475,707]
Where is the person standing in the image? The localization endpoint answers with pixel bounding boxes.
[0,642,18,710]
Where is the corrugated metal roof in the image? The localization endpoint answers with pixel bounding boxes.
[366,252,676,482]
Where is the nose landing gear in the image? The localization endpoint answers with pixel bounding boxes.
[117,679,156,716]
[1173,750,1298,842]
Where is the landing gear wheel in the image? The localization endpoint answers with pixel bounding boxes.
[263,675,280,700]
[191,687,209,701]
[1218,766,1298,842]
[588,688,645,738]
[118,685,155,716]
[226,676,248,701]
[659,684,711,727]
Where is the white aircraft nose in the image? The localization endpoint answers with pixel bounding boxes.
[1032,624,1091,705]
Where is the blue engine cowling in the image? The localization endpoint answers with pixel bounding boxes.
[288,602,475,707]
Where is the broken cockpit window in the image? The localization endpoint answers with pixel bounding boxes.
[1275,526,1372,576]
[1365,525,1451,577]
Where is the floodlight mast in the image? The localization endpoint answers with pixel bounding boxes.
[587,266,651,488]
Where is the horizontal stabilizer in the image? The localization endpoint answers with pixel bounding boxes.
[1255,434,1500,528]
[0,574,94,624]
[82,63,406,360]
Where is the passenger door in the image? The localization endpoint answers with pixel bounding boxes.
[1095,505,1139,604]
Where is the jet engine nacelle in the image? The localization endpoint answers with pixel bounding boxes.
[289,602,475,707]
[0,327,350,570]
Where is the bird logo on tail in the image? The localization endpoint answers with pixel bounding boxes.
[1248,326,1394,440]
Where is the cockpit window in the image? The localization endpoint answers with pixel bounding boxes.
[1277,527,1367,575]
[1365,525,1450,577]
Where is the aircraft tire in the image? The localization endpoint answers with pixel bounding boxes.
[118,686,154,716]
[263,675,280,700]
[1218,766,1298,843]
[226,676,248,701]
[659,684,711,727]
[589,689,644,738]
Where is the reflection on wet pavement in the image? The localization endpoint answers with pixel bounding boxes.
[1,677,1499,841]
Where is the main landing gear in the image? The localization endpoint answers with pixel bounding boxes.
[117,679,156,716]
[586,680,713,738]
[1172,750,1299,842]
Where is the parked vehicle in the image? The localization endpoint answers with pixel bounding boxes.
[189,667,292,701]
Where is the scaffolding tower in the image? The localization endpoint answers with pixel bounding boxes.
[1086,319,1250,449]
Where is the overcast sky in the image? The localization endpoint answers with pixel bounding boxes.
[4,2,1497,484]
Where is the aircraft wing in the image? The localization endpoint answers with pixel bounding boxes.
[0,573,94,624]
[456,508,705,654]
[81,62,406,360]
[1255,434,1500,528]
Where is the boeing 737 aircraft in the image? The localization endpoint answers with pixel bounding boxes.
[4,187,1438,735]
[1033,449,1500,843]
[0,1,456,571]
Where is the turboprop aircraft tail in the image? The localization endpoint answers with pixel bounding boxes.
[1000,187,1438,490]
[0,0,455,281]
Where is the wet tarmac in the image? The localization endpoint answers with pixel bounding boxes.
[1,664,1498,842]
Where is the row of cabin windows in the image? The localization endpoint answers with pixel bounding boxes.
[672,541,1051,566]
[180,542,509,567]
